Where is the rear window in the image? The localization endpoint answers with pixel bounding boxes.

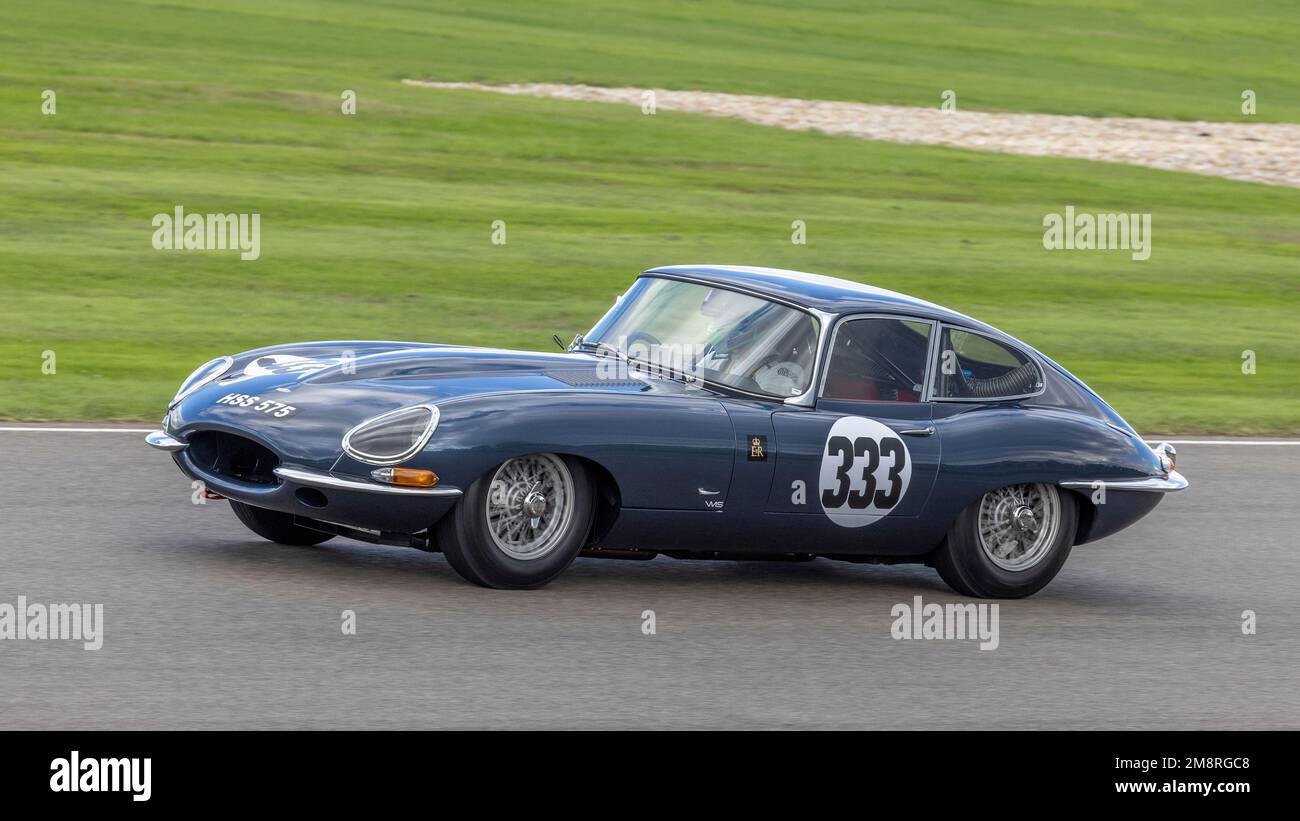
[935,327,1043,400]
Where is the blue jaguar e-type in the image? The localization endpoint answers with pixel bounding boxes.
[147,265,1185,597]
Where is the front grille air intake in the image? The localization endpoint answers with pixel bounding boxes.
[186,431,281,486]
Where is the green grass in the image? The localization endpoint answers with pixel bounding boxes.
[0,0,1297,432]
[8,0,1298,121]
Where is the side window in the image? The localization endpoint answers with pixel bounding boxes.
[822,318,932,402]
[936,328,1043,400]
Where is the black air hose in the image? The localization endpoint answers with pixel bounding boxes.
[960,361,1039,398]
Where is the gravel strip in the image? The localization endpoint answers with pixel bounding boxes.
[405,80,1300,188]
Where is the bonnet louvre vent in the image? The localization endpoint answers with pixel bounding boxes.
[546,370,648,389]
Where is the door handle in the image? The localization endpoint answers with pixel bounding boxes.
[697,487,721,496]
[899,426,935,437]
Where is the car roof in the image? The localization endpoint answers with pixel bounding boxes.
[642,264,987,329]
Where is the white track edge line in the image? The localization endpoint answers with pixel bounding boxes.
[0,427,156,433]
[1151,440,1300,445]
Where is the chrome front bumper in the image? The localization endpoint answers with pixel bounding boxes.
[144,430,462,498]
[273,466,461,497]
[145,430,188,452]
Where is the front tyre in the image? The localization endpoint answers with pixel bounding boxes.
[933,483,1076,598]
[229,500,335,546]
[437,454,594,589]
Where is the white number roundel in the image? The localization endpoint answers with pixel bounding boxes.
[818,416,912,528]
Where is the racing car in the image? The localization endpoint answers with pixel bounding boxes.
[147,265,1185,597]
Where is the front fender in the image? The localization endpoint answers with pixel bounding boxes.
[333,390,737,511]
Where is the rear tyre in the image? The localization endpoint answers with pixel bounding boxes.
[229,500,335,546]
[437,454,594,589]
[933,483,1076,598]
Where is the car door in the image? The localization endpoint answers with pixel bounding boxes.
[601,390,737,511]
[766,315,942,532]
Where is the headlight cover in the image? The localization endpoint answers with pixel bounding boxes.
[170,356,234,408]
[342,404,439,466]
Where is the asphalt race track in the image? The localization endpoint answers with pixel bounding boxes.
[1,430,1296,729]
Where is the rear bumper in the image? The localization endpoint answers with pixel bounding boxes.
[1060,469,1188,493]
[147,430,461,533]
[1060,470,1187,545]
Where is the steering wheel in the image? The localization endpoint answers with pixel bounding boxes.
[625,330,661,356]
[743,353,780,380]
[748,354,806,396]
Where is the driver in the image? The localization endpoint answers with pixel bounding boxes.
[750,318,816,396]
[696,290,816,395]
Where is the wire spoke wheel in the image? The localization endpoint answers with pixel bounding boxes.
[484,454,575,561]
[976,483,1061,572]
